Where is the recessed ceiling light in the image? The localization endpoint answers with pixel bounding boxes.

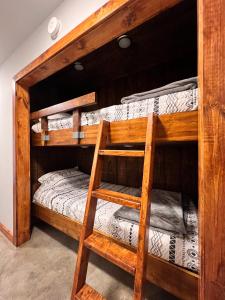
[74,61,84,71]
[117,35,131,49]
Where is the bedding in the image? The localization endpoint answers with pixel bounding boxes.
[47,112,71,120]
[121,77,197,104]
[33,168,199,272]
[31,88,198,133]
[114,189,187,235]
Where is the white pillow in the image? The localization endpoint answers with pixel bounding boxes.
[38,113,71,122]
[47,113,71,120]
[38,167,81,184]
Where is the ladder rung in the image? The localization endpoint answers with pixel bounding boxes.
[92,189,141,209]
[98,149,144,157]
[84,233,136,274]
[74,284,105,300]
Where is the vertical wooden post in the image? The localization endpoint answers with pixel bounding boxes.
[72,109,81,145]
[198,0,225,298]
[40,117,48,146]
[134,114,157,300]
[71,120,109,297]
[13,83,31,246]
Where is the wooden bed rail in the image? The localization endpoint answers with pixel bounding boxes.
[32,92,96,145]
[32,111,198,146]
[30,92,96,120]
[32,203,199,300]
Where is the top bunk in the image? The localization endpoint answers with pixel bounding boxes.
[29,0,198,147]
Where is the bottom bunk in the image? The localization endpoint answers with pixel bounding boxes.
[32,167,199,300]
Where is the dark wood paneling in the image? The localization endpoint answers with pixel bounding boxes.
[76,143,198,200]
[15,0,183,87]
[29,0,196,112]
[31,112,198,146]
[30,92,96,120]
[31,148,78,195]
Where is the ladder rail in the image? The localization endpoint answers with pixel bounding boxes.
[134,114,157,300]
[71,120,109,297]
[71,114,157,300]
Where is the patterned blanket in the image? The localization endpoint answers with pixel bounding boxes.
[33,169,199,273]
[32,88,198,133]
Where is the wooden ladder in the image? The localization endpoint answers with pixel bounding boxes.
[71,114,157,300]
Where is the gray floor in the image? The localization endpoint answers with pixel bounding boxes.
[0,223,178,300]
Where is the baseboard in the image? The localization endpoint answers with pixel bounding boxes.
[0,223,13,243]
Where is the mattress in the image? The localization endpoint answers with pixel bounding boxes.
[33,170,199,273]
[32,88,198,133]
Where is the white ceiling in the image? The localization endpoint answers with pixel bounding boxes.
[0,0,64,65]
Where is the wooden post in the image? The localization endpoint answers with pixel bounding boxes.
[72,109,81,145]
[13,83,31,246]
[198,0,225,298]
[134,114,157,299]
[40,117,48,146]
[71,121,109,297]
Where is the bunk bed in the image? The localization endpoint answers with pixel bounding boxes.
[30,96,198,146]
[30,79,199,300]
[14,0,225,299]
[27,1,199,299]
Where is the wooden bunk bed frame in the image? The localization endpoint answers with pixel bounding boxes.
[13,1,225,300]
[32,202,198,300]
[30,94,198,146]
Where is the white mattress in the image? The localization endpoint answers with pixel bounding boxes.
[33,170,199,273]
[32,88,198,133]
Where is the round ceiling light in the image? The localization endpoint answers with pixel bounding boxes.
[74,61,84,71]
[117,35,131,49]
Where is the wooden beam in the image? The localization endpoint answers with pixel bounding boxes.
[30,92,96,120]
[31,111,198,146]
[15,0,181,88]
[13,84,31,246]
[198,0,225,299]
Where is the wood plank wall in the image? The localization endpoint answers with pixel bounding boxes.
[31,148,77,195]
[76,144,198,200]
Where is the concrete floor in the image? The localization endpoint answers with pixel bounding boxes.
[0,223,178,300]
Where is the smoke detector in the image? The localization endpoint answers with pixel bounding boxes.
[48,17,61,40]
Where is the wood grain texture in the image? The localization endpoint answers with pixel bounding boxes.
[95,144,198,199]
[198,0,225,298]
[30,92,96,120]
[15,0,181,87]
[71,121,110,297]
[73,114,157,299]
[31,111,198,146]
[134,114,157,299]
[92,188,141,209]
[74,284,106,300]
[0,223,13,243]
[29,1,196,113]
[99,150,144,157]
[72,109,81,145]
[40,117,48,146]
[32,203,198,300]
[30,147,77,196]
[14,84,31,246]
[84,232,137,274]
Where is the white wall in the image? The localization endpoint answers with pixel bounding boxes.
[0,0,108,232]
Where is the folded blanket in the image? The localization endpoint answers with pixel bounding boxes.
[114,189,187,235]
[121,77,198,104]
